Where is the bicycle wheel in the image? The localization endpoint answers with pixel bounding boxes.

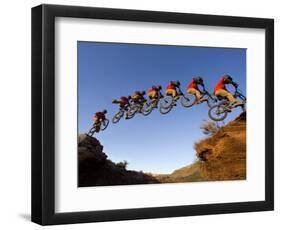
[180,94,196,108]
[112,111,123,124]
[100,119,109,131]
[127,105,139,119]
[160,96,174,114]
[87,126,96,137]
[206,98,217,108]
[160,96,173,109]
[208,103,228,121]
[141,101,153,116]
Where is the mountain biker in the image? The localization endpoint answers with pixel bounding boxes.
[214,75,243,107]
[165,80,181,100]
[93,110,107,128]
[148,85,162,107]
[187,76,207,103]
[148,85,162,99]
[131,91,146,105]
[112,96,131,119]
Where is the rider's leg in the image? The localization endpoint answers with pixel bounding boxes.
[172,90,178,105]
[215,89,236,103]
[150,94,158,108]
[223,91,243,107]
[187,88,203,103]
[166,89,178,106]
[215,89,234,112]
[166,89,175,98]
[121,105,129,119]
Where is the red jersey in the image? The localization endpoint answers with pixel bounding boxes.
[187,79,199,90]
[214,77,226,93]
[166,83,176,90]
[120,96,129,106]
[95,112,105,120]
[148,88,157,93]
[133,92,142,98]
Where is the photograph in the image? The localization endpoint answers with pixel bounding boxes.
[78,42,247,187]
[30,3,274,225]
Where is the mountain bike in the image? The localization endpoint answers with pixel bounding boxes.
[208,88,246,121]
[126,99,147,119]
[141,92,164,116]
[112,107,130,124]
[180,89,217,108]
[87,118,109,136]
[160,87,193,114]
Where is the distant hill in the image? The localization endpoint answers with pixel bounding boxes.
[155,161,204,183]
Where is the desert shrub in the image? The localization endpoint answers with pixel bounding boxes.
[116,160,128,170]
[200,120,219,136]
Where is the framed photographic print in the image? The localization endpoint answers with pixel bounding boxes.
[31,4,274,225]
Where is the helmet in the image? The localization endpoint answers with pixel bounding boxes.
[157,85,162,90]
[141,90,146,95]
[194,76,203,83]
[224,74,233,82]
[127,95,131,100]
[102,109,107,114]
[175,80,180,86]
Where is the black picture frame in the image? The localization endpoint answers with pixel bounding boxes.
[31,4,274,225]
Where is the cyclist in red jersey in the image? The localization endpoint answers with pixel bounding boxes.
[93,110,107,128]
[131,91,146,104]
[187,77,206,103]
[148,85,162,108]
[214,75,242,107]
[165,80,181,99]
[112,96,131,119]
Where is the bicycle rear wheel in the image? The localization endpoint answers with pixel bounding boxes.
[142,101,154,116]
[112,111,123,124]
[206,98,217,108]
[181,94,196,108]
[87,126,96,136]
[160,96,175,114]
[127,105,139,119]
[208,103,228,121]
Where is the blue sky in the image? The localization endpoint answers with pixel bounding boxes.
[78,41,246,174]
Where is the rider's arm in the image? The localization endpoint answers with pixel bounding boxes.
[230,81,238,89]
[199,82,206,91]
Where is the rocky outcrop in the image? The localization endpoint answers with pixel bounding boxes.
[194,112,246,181]
[78,134,159,187]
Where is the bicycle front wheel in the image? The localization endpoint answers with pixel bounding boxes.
[100,119,109,131]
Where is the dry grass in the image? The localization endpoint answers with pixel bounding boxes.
[194,113,246,181]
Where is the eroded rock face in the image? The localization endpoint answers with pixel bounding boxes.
[78,134,159,187]
[194,112,246,181]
